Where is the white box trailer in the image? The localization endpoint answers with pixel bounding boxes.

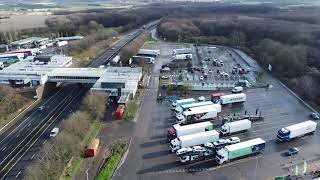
[179,106,218,124]
[277,120,317,141]
[138,49,160,56]
[167,121,214,141]
[221,119,252,135]
[220,93,246,105]
[170,130,219,152]
[190,104,222,113]
[175,101,214,115]
[172,98,196,110]
[56,41,68,47]
[216,138,265,164]
[173,53,192,60]
[172,48,191,55]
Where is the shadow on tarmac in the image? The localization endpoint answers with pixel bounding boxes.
[142,149,171,159]
[140,139,167,148]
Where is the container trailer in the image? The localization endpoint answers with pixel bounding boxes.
[215,138,265,164]
[220,93,246,105]
[277,120,317,141]
[172,98,196,110]
[221,119,252,135]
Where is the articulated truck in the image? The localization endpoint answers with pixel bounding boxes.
[138,49,160,57]
[172,48,191,55]
[167,121,214,142]
[175,101,214,116]
[221,119,252,135]
[177,107,218,125]
[173,53,192,60]
[220,93,246,105]
[215,138,265,164]
[172,98,196,110]
[277,120,317,142]
[170,130,219,152]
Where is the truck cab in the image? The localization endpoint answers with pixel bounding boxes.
[176,114,186,124]
[174,107,183,116]
[277,128,290,141]
[167,128,177,142]
[170,139,180,152]
[216,148,228,164]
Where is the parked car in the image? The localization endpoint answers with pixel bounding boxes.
[161,75,169,79]
[213,137,240,148]
[232,86,243,93]
[176,147,193,156]
[310,112,320,120]
[198,96,205,102]
[208,69,213,74]
[286,147,299,156]
[200,76,204,81]
[38,106,45,111]
[161,67,170,72]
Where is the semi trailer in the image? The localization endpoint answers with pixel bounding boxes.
[167,121,213,142]
[173,53,192,60]
[138,49,160,57]
[215,138,266,164]
[220,119,252,135]
[177,106,218,124]
[170,130,219,152]
[220,93,246,105]
[172,98,196,110]
[172,48,191,55]
[277,120,317,142]
[174,101,214,116]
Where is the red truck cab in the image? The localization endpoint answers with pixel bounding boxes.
[167,128,177,142]
[211,92,225,103]
[115,105,125,119]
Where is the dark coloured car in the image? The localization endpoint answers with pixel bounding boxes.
[286,147,299,156]
[310,112,320,120]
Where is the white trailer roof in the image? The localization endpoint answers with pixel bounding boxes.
[189,104,221,112]
[226,119,251,127]
[286,120,317,131]
[176,98,196,104]
[181,101,213,109]
[221,93,246,100]
[178,130,219,141]
[183,107,217,116]
[173,121,212,131]
[226,138,265,152]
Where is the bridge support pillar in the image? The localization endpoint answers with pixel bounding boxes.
[36,82,58,99]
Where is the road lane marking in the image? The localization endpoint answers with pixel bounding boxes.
[43,140,47,145]
[30,154,35,160]
[2,147,6,151]
[15,171,21,178]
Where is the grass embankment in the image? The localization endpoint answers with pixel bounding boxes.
[124,102,139,121]
[256,72,268,86]
[97,140,128,180]
[82,121,102,147]
[143,37,157,47]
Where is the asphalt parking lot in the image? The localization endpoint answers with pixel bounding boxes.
[113,40,320,180]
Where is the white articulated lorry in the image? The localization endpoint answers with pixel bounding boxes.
[170,130,219,152]
[215,138,266,164]
[221,119,252,135]
[173,53,192,60]
[220,93,246,105]
[175,101,214,116]
[167,121,214,142]
[177,106,218,125]
[277,120,317,141]
[172,48,191,55]
[138,49,160,56]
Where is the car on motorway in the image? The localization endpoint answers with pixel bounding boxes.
[200,76,204,81]
[161,75,169,79]
[310,112,320,120]
[49,127,59,138]
[111,47,115,50]
[285,147,299,156]
[38,106,45,111]
[208,69,213,74]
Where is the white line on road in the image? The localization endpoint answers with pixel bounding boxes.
[43,140,47,145]
[30,154,35,160]
[2,147,6,151]
[15,171,21,178]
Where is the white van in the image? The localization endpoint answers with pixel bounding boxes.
[50,127,59,137]
[232,86,243,93]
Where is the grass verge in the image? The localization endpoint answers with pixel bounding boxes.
[124,102,139,121]
[97,140,128,180]
[61,157,83,180]
[143,37,158,47]
[82,120,102,147]
[256,72,267,86]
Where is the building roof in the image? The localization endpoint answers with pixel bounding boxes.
[48,68,105,77]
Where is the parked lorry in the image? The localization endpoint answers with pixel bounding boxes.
[220,93,246,105]
[173,53,192,60]
[172,48,191,55]
[190,104,222,113]
[170,130,219,152]
[175,101,214,116]
[138,49,160,57]
[215,138,266,164]
[277,120,317,142]
[211,92,225,103]
[56,41,68,47]
[177,106,218,124]
[85,138,100,157]
[172,98,196,110]
[221,119,252,135]
[167,121,214,142]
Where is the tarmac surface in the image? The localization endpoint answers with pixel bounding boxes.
[113,40,320,180]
